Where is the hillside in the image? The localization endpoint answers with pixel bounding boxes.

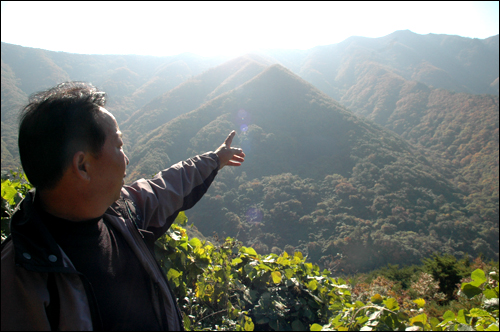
[1,31,498,272]
[337,68,499,234]
[2,31,497,170]
[121,55,270,149]
[0,42,230,167]
[261,30,499,101]
[123,64,496,272]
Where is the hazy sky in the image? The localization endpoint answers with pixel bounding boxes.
[1,1,498,57]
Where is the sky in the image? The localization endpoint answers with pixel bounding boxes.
[1,1,499,57]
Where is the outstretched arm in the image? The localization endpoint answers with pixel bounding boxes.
[121,131,244,237]
[215,130,246,169]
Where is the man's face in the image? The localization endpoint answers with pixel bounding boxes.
[90,108,129,205]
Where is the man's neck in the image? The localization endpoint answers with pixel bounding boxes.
[37,188,105,222]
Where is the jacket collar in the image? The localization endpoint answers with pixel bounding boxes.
[10,189,78,273]
[9,190,139,274]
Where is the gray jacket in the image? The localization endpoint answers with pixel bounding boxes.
[1,152,219,331]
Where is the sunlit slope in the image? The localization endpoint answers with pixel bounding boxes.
[293,31,499,100]
[2,38,497,269]
[120,64,497,273]
[340,69,499,226]
[1,58,28,168]
[121,55,271,149]
[126,63,447,189]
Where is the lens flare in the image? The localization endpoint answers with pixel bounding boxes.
[235,109,252,135]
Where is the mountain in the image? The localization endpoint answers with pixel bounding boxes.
[1,32,498,272]
[2,32,497,170]
[0,42,230,167]
[261,30,499,101]
[255,31,500,246]
[123,64,496,272]
[121,54,271,149]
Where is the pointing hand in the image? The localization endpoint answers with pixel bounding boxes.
[215,131,245,169]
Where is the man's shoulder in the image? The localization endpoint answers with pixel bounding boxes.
[107,197,143,227]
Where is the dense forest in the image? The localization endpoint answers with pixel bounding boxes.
[2,30,498,276]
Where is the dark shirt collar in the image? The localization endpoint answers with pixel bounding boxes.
[10,189,78,273]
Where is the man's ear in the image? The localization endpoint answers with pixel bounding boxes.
[73,151,91,182]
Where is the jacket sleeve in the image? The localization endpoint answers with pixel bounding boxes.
[120,152,220,239]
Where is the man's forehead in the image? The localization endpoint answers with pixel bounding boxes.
[99,107,116,120]
[98,107,121,135]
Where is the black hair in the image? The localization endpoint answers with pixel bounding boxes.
[18,82,109,191]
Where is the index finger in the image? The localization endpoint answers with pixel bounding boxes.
[224,130,236,147]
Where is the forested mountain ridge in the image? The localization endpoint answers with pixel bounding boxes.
[2,31,497,169]
[121,63,497,272]
[121,55,270,149]
[337,69,499,229]
[1,42,230,167]
[263,30,499,101]
[1,31,498,272]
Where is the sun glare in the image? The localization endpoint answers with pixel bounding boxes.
[1,1,498,57]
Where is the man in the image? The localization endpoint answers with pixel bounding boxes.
[1,82,245,330]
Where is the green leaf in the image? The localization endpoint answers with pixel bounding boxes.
[307,279,318,291]
[430,317,441,330]
[188,237,202,248]
[441,310,455,323]
[284,268,294,279]
[355,301,365,308]
[167,268,181,279]
[410,313,427,326]
[461,283,483,299]
[257,263,272,271]
[356,315,369,325]
[271,271,282,284]
[244,316,254,331]
[485,323,499,331]
[397,312,409,322]
[232,257,243,265]
[457,310,467,324]
[470,269,487,287]
[310,323,323,331]
[244,263,255,275]
[383,297,398,310]
[371,294,383,304]
[182,312,191,330]
[294,251,303,260]
[174,211,188,226]
[167,268,182,287]
[413,298,425,308]
[468,308,490,317]
[240,246,258,257]
[1,180,18,205]
[483,288,497,299]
